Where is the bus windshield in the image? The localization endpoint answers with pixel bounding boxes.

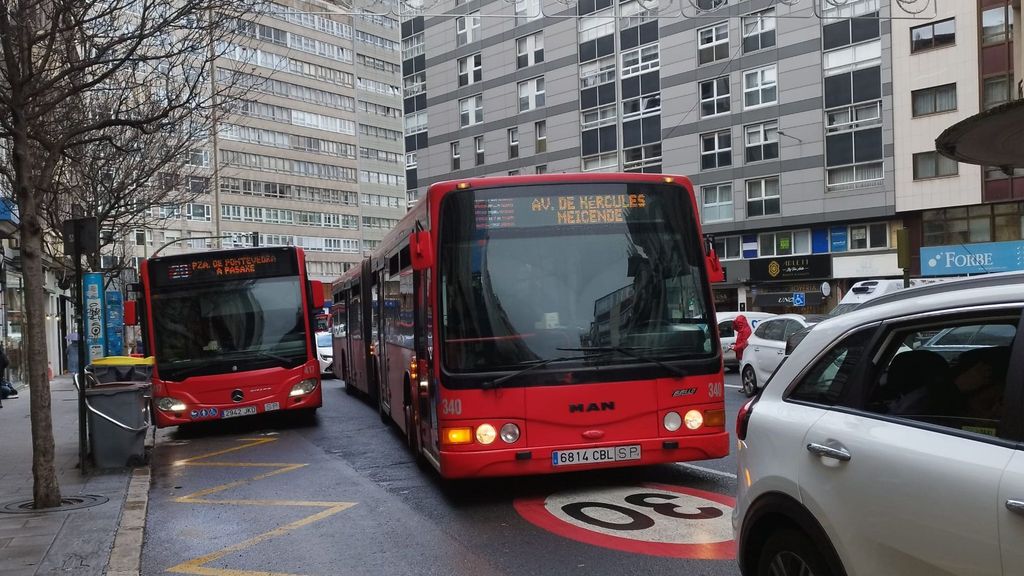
[439,182,714,376]
[152,276,307,381]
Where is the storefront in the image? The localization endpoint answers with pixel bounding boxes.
[712,260,750,313]
[747,254,836,315]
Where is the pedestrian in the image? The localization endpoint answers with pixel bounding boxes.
[732,315,753,362]
[0,343,13,401]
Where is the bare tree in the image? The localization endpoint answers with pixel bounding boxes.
[0,0,256,508]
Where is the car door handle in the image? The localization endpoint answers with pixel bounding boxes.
[806,443,852,462]
[1007,500,1024,515]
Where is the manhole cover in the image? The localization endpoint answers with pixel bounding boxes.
[0,495,109,514]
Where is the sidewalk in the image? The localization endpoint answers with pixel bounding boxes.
[0,375,133,575]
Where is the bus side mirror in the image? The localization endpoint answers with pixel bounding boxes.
[411,230,434,271]
[704,236,725,283]
[310,280,325,308]
[124,300,138,327]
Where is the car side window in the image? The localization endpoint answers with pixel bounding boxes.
[753,321,773,339]
[782,320,803,339]
[788,328,873,405]
[718,321,735,338]
[864,317,1018,439]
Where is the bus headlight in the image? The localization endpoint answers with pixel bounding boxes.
[475,423,497,445]
[500,423,520,444]
[289,379,318,397]
[663,411,682,432]
[156,397,186,412]
[684,409,704,430]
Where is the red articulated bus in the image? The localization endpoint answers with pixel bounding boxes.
[141,246,326,428]
[332,173,727,478]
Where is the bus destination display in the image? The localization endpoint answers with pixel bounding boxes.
[150,249,298,288]
[474,193,648,229]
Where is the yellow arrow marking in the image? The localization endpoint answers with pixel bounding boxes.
[165,437,356,576]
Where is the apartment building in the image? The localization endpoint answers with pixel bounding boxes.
[403,0,901,313]
[124,0,406,282]
[893,0,1024,278]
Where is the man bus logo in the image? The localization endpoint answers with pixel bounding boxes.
[570,402,615,413]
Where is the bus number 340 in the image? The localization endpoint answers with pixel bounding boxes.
[441,398,462,416]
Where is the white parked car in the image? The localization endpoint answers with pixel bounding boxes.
[734,272,1024,576]
[739,314,824,396]
[315,332,333,376]
[717,311,776,372]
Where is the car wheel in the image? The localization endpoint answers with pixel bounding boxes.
[741,365,758,397]
[757,529,834,576]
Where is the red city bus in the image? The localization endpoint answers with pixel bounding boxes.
[332,173,727,478]
[141,246,326,428]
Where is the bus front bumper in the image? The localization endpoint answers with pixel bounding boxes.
[437,431,729,479]
[152,386,323,428]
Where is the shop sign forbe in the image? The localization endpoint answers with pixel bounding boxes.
[920,241,1024,276]
[82,273,106,362]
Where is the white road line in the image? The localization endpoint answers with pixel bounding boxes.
[724,384,742,389]
[677,463,738,480]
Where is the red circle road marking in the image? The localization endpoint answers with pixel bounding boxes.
[513,483,736,560]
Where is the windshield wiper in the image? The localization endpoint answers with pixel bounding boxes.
[481,352,614,390]
[557,346,687,377]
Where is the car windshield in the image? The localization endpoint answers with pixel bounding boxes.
[316,333,333,347]
[828,302,861,316]
[152,276,307,381]
[439,182,714,379]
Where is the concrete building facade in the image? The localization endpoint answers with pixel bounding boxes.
[404,0,903,313]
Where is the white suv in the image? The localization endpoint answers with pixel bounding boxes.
[734,273,1024,576]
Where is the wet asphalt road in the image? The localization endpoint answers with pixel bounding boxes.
[142,375,748,576]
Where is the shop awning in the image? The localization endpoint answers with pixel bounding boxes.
[936,99,1024,169]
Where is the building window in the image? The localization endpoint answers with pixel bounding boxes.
[822,10,879,51]
[451,142,460,171]
[509,170,521,176]
[580,55,617,110]
[826,100,883,189]
[535,121,547,153]
[404,110,428,134]
[700,130,731,170]
[698,22,729,65]
[981,7,1009,46]
[701,183,733,222]
[921,204,1024,246]
[623,143,661,173]
[848,223,889,250]
[983,74,1013,110]
[459,94,483,127]
[582,152,618,172]
[621,44,659,77]
[913,151,958,180]
[713,235,741,260]
[518,76,545,112]
[746,177,780,217]
[699,76,730,117]
[508,128,519,159]
[456,12,480,46]
[745,121,779,163]
[742,8,776,53]
[697,0,728,10]
[517,32,544,68]
[743,65,777,109]
[475,136,485,165]
[910,18,955,53]
[536,164,548,174]
[458,53,482,87]
[515,0,541,21]
[911,84,957,117]
[759,230,810,257]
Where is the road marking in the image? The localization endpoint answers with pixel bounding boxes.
[725,384,742,390]
[676,463,738,480]
[165,437,356,576]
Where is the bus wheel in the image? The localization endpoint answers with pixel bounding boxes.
[405,379,426,467]
[378,386,390,425]
[297,408,319,425]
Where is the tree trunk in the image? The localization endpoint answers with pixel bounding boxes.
[11,123,61,509]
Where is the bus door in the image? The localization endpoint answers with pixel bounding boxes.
[380,253,403,419]
[414,265,438,457]
[371,265,387,410]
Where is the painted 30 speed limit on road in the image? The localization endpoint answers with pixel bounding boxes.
[514,484,735,559]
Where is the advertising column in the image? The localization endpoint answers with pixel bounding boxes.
[82,273,106,362]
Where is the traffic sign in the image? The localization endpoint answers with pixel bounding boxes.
[513,483,735,559]
[792,292,806,307]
